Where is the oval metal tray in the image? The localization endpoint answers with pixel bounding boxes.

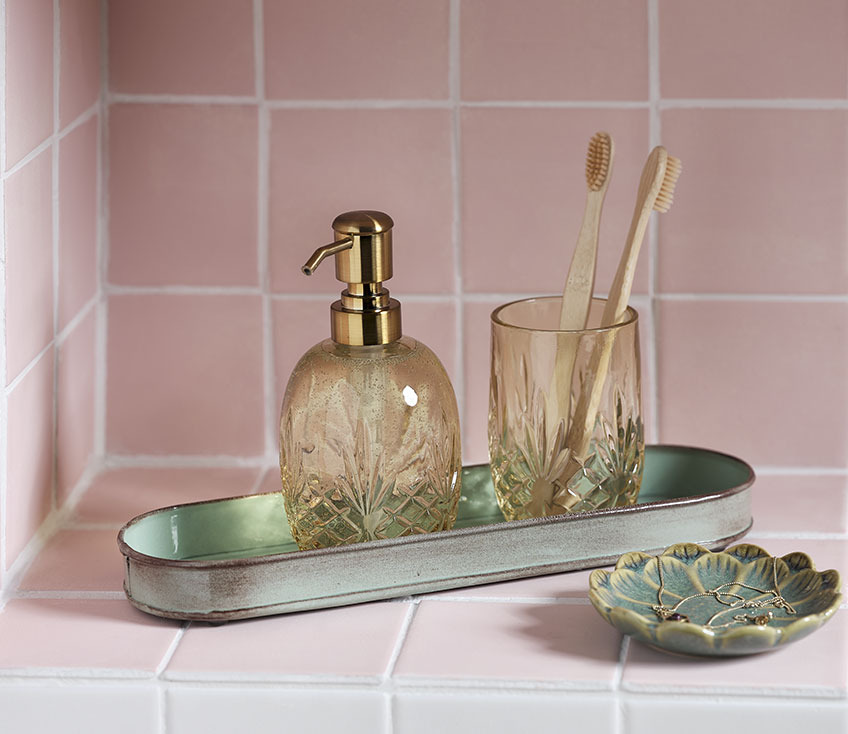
[118,445,754,621]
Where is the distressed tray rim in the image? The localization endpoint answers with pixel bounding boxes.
[118,444,755,621]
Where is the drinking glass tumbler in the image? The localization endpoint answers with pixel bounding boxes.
[488,296,643,521]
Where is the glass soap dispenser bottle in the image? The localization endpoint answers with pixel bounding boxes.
[280,211,462,550]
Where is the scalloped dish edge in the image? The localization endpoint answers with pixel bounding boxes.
[589,542,843,657]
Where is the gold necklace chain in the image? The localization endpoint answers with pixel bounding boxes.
[651,553,797,628]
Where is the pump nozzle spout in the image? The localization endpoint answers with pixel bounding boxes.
[301,237,353,276]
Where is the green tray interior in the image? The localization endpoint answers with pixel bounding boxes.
[122,446,752,562]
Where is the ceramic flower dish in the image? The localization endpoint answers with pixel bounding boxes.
[589,542,842,657]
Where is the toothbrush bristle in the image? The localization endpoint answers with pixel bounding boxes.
[586,132,612,191]
[654,154,682,213]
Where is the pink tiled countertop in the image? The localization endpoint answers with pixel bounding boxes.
[0,467,846,733]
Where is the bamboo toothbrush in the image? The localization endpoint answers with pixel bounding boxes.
[551,132,614,429]
[560,131,614,331]
[561,145,682,501]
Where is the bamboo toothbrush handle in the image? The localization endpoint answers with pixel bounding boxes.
[560,148,673,502]
[560,191,604,331]
[549,190,604,441]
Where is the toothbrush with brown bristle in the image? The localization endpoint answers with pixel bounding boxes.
[559,146,682,509]
[550,132,614,433]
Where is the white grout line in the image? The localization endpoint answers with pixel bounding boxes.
[3,340,53,395]
[106,284,263,296]
[89,285,848,303]
[267,98,451,110]
[0,667,159,681]
[612,635,630,734]
[383,600,417,733]
[94,0,109,459]
[156,624,189,677]
[15,590,127,600]
[658,292,848,302]
[94,95,848,111]
[156,625,189,734]
[0,104,98,181]
[109,93,259,106]
[51,0,61,512]
[753,466,848,476]
[0,0,7,591]
[257,101,276,466]
[620,681,848,699]
[745,531,848,541]
[391,676,613,692]
[417,594,591,605]
[102,453,269,469]
[1,136,52,178]
[449,0,465,433]
[383,602,418,681]
[1,287,93,397]
[660,98,848,109]
[160,666,385,686]
[646,0,661,445]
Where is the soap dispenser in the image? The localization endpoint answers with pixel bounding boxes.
[280,211,462,550]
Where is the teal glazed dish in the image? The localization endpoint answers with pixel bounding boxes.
[589,543,842,657]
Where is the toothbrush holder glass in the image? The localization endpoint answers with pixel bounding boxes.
[488,296,644,521]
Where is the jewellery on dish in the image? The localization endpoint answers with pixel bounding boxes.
[650,554,797,628]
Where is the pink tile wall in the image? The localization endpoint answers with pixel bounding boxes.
[5,0,848,601]
[94,0,848,477]
[2,1,101,582]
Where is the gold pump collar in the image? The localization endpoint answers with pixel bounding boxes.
[300,210,402,347]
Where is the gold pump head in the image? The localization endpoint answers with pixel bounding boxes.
[301,211,402,346]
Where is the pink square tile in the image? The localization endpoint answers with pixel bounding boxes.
[264,0,449,100]
[4,149,53,381]
[257,467,281,495]
[658,110,848,295]
[657,301,848,468]
[106,294,265,455]
[20,529,123,591]
[394,601,621,684]
[108,104,258,286]
[5,0,53,166]
[272,299,329,410]
[659,0,848,98]
[461,0,648,101]
[58,114,98,331]
[75,467,261,523]
[166,602,411,679]
[461,108,650,294]
[107,0,255,95]
[630,295,656,445]
[57,307,95,503]
[751,475,847,535]
[462,298,499,465]
[59,0,100,125]
[430,570,595,601]
[6,351,54,568]
[0,599,180,672]
[622,610,848,693]
[399,299,458,386]
[269,109,454,295]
